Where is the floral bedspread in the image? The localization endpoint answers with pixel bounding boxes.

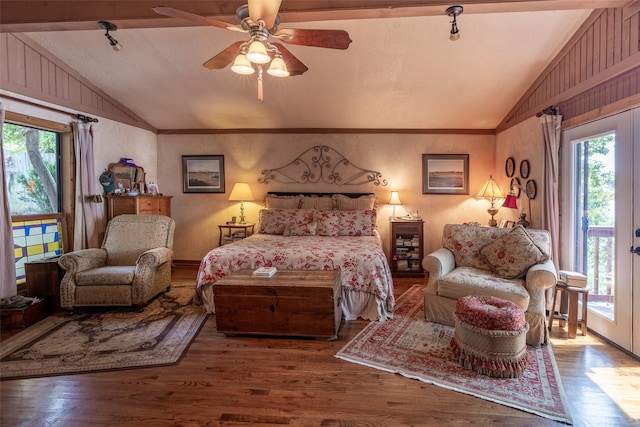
[196,233,394,318]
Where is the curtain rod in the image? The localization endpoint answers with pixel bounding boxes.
[536,106,558,117]
[2,93,98,123]
[77,114,98,123]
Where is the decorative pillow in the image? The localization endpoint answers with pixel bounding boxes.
[314,210,340,237]
[264,195,301,209]
[299,195,334,211]
[332,194,376,210]
[480,225,550,279]
[283,221,317,236]
[338,210,377,236]
[258,209,315,235]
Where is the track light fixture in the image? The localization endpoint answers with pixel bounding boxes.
[446,5,463,41]
[98,21,122,51]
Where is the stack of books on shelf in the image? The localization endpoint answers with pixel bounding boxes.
[231,231,245,241]
[253,266,277,278]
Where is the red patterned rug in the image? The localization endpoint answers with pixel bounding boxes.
[336,285,572,425]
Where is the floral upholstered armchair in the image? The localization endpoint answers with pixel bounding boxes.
[58,214,175,311]
[422,224,557,347]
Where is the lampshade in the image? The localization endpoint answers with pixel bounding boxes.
[388,191,402,205]
[502,193,518,209]
[388,191,402,219]
[230,54,255,75]
[477,175,504,202]
[228,182,255,201]
[246,40,270,64]
[267,56,289,77]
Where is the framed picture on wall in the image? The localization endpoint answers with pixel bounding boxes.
[182,155,225,193]
[422,154,469,195]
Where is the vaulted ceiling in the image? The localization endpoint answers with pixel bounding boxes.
[1,1,624,131]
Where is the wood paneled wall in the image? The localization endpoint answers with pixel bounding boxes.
[499,5,640,130]
[0,33,156,132]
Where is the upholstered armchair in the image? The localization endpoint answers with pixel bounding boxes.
[58,214,175,311]
[422,224,557,347]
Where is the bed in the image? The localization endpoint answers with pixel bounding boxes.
[195,193,395,321]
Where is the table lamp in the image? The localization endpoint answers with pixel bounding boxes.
[477,175,504,227]
[228,182,255,224]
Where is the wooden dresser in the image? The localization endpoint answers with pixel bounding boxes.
[106,195,172,220]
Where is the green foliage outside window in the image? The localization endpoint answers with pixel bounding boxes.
[3,123,59,215]
[576,134,615,296]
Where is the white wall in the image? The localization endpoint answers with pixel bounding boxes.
[495,116,545,228]
[8,94,545,264]
[2,95,158,229]
[157,133,497,261]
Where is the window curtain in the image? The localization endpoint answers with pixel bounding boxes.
[72,122,100,249]
[540,113,562,273]
[1,103,18,298]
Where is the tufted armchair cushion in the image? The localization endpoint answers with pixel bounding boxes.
[58,214,175,310]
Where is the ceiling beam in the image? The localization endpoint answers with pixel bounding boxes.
[0,0,631,32]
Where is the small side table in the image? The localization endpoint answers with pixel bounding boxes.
[218,223,255,246]
[25,256,63,315]
[548,281,589,338]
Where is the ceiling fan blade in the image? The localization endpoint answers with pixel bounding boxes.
[248,0,282,30]
[152,6,245,33]
[272,43,308,76]
[203,41,245,70]
[273,28,352,50]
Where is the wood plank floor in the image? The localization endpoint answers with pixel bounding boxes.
[1,267,639,426]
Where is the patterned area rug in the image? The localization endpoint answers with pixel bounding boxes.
[336,285,572,425]
[1,282,207,380]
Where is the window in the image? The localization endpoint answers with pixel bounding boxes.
[3,121,64,290]
[571,133,615,320]
[3,122,61,215]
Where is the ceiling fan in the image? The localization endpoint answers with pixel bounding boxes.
[153,0,352,100]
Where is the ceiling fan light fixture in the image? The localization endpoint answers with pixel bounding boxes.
[246,40,270,64]
[230,54,255,75]
[446,5,463,42]
[267,56,289,77]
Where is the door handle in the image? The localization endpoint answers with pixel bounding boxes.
[631,246,640,256]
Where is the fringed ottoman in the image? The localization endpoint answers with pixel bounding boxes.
[450,295,529,378]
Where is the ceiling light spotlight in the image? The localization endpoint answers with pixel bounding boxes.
[98,20,122,51]
[446,5,463,41]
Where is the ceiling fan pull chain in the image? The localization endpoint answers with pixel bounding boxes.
[258,65,264,101]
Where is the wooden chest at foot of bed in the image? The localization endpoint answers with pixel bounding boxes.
[214,270,342,340]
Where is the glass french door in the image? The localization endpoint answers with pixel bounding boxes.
[561,110,636,355]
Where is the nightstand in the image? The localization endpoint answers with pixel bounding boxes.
[218,223,255,246]
[390,220,424,278]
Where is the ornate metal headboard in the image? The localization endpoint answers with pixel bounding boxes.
[258,145,388,186]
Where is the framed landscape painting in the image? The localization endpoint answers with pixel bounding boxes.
[182,155,225,193]
[422,154,469,194]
